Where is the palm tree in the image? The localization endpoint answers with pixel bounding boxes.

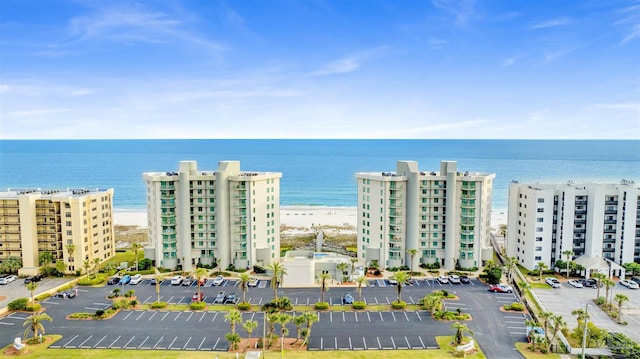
[268,262,287,300]
[571,307,590,323]
[93,258,101,277]
[517,280,530,303]
[592,272,606,299]
[193,267,208,303]
[484,259,496,271]
[132,242,142,272]
[292,315,306,343]
[450,322,473,345]
[538,311,552,345]
[104,261,116,275]
[506,257,518,282]
[614,293,629,322]
[242,319,258,351]
[83,259,91,276]
[602,278,615,306]
[350,257,358,276]
[275,313,292,355]
[238,272,250,304]
[301,312,318,346]
[2,256,22,274]
[421,294,443,315]
[65,244,76,268]
[562,250,573,277]
[225,309,242,335]
[317,272,332,303]
[225,332,241,351]
[336,262,349,282]
[356,276,367,301]
[524,319,538,344]
[537,261,547,281]
[154,274,163,302]
[546,314,566,352]
[407,249,418,273]
[38,251,53,267]
[23,312,52,341]
[390,271,410,303]
[26,282,38,304]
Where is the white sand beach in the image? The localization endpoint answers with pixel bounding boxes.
[114,206,508,230]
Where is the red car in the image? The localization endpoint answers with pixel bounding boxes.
[489,284,513,293]
[198,277,207,286]
[191,291,205,302]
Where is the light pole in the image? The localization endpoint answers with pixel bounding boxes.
[581,303,589,359]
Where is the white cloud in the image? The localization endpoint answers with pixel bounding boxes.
[431,0,477,28]
[530,17,573,30]
[501,56,517,68]
[592,103,640,112]
[309,57,361,76]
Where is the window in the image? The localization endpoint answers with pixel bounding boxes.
[537,198,544,203]
[536,227,543,232]
[536,237,542,242]
[534,256,542,261]
[537,218,543,222]
[535,246,542,251]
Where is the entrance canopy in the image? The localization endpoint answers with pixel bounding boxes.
[574,255,625,279]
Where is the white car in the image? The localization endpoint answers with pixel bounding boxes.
[247,277,259,287]
[129,274,143,285]
[212,275,224,286]
[620,279,639,289]
[545,277,561,288]
[170,275,183,285]
[567,279,583,288]
[0,275,17,285]
[437,275,449,284]
[448,275,461,284]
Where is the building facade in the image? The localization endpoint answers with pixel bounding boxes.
[0,188,115,276]
[506,180,640,271]
[356,161,495,271]
[143,161,281,272]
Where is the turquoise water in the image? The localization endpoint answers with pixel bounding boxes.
[0,139,638,210]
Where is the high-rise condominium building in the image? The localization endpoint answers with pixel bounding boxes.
[0,188,115,276]
[143,161,281,272]
[356,161,495,271]
[507,180,639,271]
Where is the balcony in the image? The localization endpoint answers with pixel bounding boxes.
[461,218,475,225]
[461,192,475,200]
[389,200,403,208]
[389,209,402,217]
[461,182,476,190]
[389,236,402,242]
[461,199,476,208]
[161,201,175,208]
[233,210,247,217]
[605,200,618,205]
[235,200,247,208]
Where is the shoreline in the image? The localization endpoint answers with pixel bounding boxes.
[114,205,508,230]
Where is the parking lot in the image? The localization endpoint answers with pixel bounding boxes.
[533,281,640,344]
[0,277,528,358]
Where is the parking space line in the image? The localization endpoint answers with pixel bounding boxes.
[143,295,153,304]
[138,336,149,349]
[405,336,411,349]
[63,334,79,348]
[349,337,352,350]
[199,312,207,322]
[419,336,426,348]
[330,312,333,322]
[122,311,134,320]
[108,335,121,348]
[212,312,219,322]
[334,337,337,350]
[385,297,390,304]
[79,335,93,348]
[136,311,145,320]
[183,337,192,349]
[390,337,397,349]
[93,335,107,348]
[167,296,175,303]
[174,312,182,321]
[178,296,185,303]
[367,311,371,322]
[186,312,194,321]
[152,336,163,349]
[354,312,358,322]
[391,311,396,321]
[363,337,367,350]
[168,336,178,349]
[0,322,14,326]
[161,312,169,321]
[404,312,410,321]
[379,312,384,322]
[122,336,135,349]
[375,297,379,305]
[376,337,381,349]
[415,311,423,321]
[212,337,220,350]
[320,337,323,350]
[306,297,309,306]
[342,312,345,322]
[409,296,414,304]
[148,311,157,321]
[198,337,206,350]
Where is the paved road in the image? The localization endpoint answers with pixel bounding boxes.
[0,277,526,358]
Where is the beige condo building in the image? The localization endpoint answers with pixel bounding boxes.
[356,160,495,271]
[143,161,281,272]
[0,188,115,276]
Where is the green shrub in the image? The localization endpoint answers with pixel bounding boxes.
[69,312,93,319]
[595,296,606,305]
[95,309,105,318]
[237,302,252,311]
[59,284,75,291]
[130,299,138,306]
[8,298,28,311]
[124,290,135,298]
[190,302,206,310]
[391,301,406,310]
[25,303,41,312]
[35,293,51,301]
[77,273,107,286]
[151,301,167,309]
[509,302,524,311]
[352,301,366,310]
[314,302,330,310]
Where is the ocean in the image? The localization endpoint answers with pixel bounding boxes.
[0,140,638,211]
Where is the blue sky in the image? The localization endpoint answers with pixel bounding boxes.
[0,0,639,139]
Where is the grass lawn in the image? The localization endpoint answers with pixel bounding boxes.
[2,335,486,359]
[514,342,561,359]
[104,250,143,270]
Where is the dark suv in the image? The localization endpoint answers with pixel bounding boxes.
[581,278,597,288]
[24,275,43,284]
[224,292,238,305]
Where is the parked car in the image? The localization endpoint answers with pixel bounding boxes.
[448,275,461,284]
[130,274,143,285]
[545,277,561,288]
[388,278,398,285]
[581,278,597,288]
[489,284,513,293]
[224,292,238,305]
[568,279,583,288]
[170,275,183,285]
[247,277,259,287]
[24,275,43,284]
[149,277,157,285]
[620,279,639,289]
[108,276,121,285]
[343,293,354,304]
[55,290,76,299]
[120,275,132,285]
[213,291,226,304]
[460,275,471,284]
[191,291,205,302]
[198,277,207,286]
[437,275,449,284]
[631,277,640,285]
[182,276,193,286]
[0,275,17,285]
[212,275,224,286]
